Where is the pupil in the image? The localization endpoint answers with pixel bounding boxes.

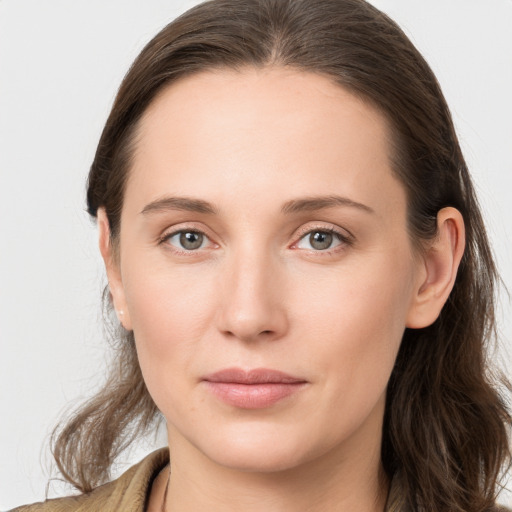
[180,231,203,250]
[310,231,332,250]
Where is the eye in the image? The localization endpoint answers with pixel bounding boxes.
[164,230,209,251]
[295,229,347,251]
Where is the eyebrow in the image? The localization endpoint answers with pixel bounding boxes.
[140,194,374,216]
[281,195,375,215]
[141,196,218,215]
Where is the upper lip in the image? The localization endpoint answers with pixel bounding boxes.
[203,367,307,384]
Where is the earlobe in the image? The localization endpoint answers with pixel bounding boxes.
[97,208,132,331]
[406,207,465,329]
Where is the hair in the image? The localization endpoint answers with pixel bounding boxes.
[51,0,511,510]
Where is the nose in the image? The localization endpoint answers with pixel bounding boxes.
[216,247,288,343]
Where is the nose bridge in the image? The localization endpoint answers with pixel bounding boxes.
[216,239,287,342]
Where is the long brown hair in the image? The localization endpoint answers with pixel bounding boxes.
[52,0,511,509]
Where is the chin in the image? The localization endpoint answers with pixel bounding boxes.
[194,423,327,474]
[209,444,307,474]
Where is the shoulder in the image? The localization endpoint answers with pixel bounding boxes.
[10,448,169,512]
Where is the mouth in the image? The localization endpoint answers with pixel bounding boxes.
[202,368,308,409]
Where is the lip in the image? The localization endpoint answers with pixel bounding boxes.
[202,368,308,409]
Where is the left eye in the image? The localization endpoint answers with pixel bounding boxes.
[165,230,209,251]
[295,230,344,251]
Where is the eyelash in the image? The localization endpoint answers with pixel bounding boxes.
[292,225,353,255]
[158,224,353,256]
[158,225,217,256]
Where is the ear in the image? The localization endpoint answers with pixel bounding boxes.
[97,208,133,331]
[406,207,465,329]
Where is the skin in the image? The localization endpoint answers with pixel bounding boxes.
[98,67,465,511]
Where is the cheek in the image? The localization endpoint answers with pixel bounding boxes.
[121,261,219,380]
[296,248,414,340]
[293,250,415,413]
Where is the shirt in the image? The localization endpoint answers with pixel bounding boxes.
[9,448,508,512]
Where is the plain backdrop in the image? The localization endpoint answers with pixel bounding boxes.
[1,0,511,509]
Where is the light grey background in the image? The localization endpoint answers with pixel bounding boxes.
[1,0,511,509]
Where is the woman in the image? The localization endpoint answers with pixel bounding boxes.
[11,0,511,510]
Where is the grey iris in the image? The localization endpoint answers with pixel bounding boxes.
[310,231,333,250]
[180,232,203,250]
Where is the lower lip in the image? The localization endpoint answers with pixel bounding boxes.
[204,382,306,409]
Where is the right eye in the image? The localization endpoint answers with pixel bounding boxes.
[163,230,210,251]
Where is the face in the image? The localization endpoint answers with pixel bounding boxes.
[106,67,426,474]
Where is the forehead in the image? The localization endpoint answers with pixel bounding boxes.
[126,67,404,219]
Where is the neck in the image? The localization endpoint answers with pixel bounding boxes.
[162,421,389,512]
